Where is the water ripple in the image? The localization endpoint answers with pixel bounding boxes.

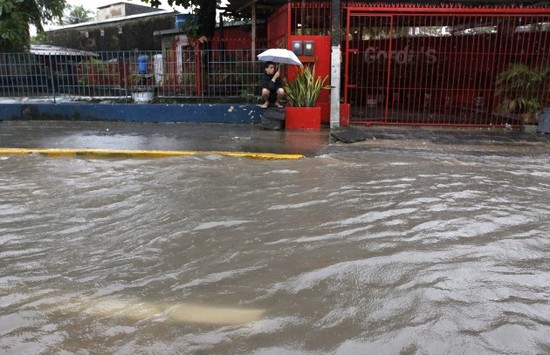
[1,151,549,353]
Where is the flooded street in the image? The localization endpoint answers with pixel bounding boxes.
[1,148,549,354]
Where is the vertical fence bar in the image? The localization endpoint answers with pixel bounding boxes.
[402,13,413,124]
[0,54,5,97]
[48,56,56,103]
[1,4,547,121]
[476,16,486,125]
[0,45,264,102]
[540,17,550,109]
[123,51,128,98]
[446,15,459,124]
[9,53,14,97]
[343,7,350,105]
[384,15,393,123]
[424,14,436,123]
[345,4,550,126]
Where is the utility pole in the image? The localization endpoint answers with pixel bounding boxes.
[330,0,341,128]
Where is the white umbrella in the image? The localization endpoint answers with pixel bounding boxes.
[257,48,302,66]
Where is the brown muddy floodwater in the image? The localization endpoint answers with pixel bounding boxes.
[1,149,549,354]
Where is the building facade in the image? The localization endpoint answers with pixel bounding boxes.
[229,0,550,127]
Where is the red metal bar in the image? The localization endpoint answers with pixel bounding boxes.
[343,6,351,104]
[384,16,393,124]
[346,5,550,15]
[343,6,550,126]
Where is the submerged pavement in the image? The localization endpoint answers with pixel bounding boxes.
[0,120,548,159]
[0,121,326,159]
[327,125,550,156]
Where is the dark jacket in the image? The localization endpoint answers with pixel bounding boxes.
[260,72,283,93]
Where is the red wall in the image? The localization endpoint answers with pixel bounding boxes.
[267,3,333,123]
[211,24,267,50]
[287,35,332,123]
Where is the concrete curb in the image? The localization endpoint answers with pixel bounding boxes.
[0,148,304,160]
[0,103,263,124]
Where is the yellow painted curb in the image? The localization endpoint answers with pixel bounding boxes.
[0,148,304,160]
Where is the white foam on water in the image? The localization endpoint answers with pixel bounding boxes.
[268,199,329,210]
[265,169,299,174]
[174,266,260,289]
[193,219,250,231]
[336,208,418,226]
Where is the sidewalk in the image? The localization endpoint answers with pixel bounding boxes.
[0,121,328,159]
[347,125,550,145]
[0,120,548,159]
[330,125,550,156]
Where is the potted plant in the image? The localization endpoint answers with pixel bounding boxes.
[284,64,330,129]
[495,63,549,131]
[129,72,155,103]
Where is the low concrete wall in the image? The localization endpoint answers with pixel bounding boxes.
[0,103,262,124]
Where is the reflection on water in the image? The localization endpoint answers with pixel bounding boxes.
[1,151,549,354]
[77,297,265,325]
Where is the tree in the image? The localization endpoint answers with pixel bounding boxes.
[140,0,219,39]
[0,0,65,51]
[62,4,93,25]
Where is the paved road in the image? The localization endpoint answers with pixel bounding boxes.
[0,121,548,157]
[0,121,328,158]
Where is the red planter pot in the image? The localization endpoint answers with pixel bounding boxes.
[285,106,321,130]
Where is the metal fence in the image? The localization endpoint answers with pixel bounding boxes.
[343,5,550,126]
[0,48,264,102]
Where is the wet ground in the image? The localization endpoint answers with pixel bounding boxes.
[1,121,549,354]
[1,120,549,157]
[0,121,329,157]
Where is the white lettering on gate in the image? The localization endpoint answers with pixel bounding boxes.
[364,45,437,64]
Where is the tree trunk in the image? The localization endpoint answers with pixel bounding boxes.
[198,1,216,39]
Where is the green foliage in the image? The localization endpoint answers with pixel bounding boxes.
[1,8,29,51]
[0,0,20,15]
[60,4,92,25]
[495,63,550,124]
[210,60,257,96]
[31,30,46,43]
[140,0,219,38]
[0,0,65,51]
[285,65,330,107]
[176,14,200,39]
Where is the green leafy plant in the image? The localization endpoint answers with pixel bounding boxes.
[495,63,550,124]
[284,65,330,107]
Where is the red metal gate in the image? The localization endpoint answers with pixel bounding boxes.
[344,5,550,126]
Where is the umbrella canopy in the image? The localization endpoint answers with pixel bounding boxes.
[257,48,302,66]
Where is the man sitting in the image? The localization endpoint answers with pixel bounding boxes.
[259,61,285,108]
